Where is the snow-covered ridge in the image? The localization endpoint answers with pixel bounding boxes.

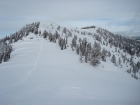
[0,21,140,105]
[0,21,140,79]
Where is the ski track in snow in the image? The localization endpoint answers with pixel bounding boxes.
[19,37,43,83]
[0,38,43,94]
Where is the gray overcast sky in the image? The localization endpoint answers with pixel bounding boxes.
[0,0,140,37]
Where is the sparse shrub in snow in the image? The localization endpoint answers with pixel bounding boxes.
[87,32,92,35]
[102,65,104,68]
[30,37,33,39]
[90,57,100,66]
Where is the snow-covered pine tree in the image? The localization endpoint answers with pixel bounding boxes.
[39,30,41,36]
[71,36,77,51]
[55,31,59,39]
[42,30,48,39]
[90,42,101,66]
[133,64,138,73]
[64,38,67,49]
[76,45,80,55]
[118,57,121,66]
[63,27,67,34]
[137,61,140,70]
[84,47,88,63]
[79,52,83,63]
[34,28,38,35]
[101,48,107,62]
[61,39,64,50]
[111,55,116,65]
[68,31,72,37]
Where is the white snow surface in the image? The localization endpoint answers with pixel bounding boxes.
[0,22,140,105]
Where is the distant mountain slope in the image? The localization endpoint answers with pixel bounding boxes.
[0,21,140,105]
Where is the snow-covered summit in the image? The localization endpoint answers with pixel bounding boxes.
[0,21,140,105]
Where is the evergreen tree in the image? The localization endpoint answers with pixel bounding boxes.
[34,28,38,35]
[68,31,72,37]
[90,42,101,66]
[108,51,111,57]
[39,30,41,36]
[111,55,116,65]
[63,27,67,34]
[42,30,48,38]
[79,52,83,63]
[133,64,138,73]
[76,45,80,55]
[101,48,107,62]
[118,57,121,66]
[137,61,140,69]
[55,31,59,39]
[84,48,88,63]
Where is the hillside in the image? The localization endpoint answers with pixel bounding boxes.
[0,21,140,105]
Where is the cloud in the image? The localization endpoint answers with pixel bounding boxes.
[0,0,140,36]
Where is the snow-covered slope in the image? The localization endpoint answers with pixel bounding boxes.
[0,21,140,105]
